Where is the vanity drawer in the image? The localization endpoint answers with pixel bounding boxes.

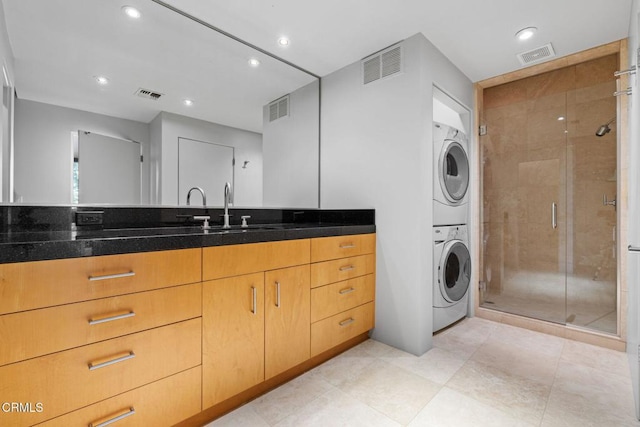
[311,274,375,322]
[37,367,202,427]
[203,239,310,280]
[0,248,201,315]
[0,283,201,367]
[0,318,201,426]
[311,233,375,262]
[310,254,375,288]
[311,302,375,357]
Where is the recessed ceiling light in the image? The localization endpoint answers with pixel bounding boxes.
[122,6,141,19]
[183,99,194,106]
[515,27,537,41]
[248,58,261,67]
[94,76,109,85]
[557,116,565,121]
[278,37,290,47]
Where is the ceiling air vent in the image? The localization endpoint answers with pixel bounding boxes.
[362,44,403,85]
[517,43,556,66]
[269,95,289,122]
[135,88,163,101]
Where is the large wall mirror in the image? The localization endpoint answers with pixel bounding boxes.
[0,0,320,208]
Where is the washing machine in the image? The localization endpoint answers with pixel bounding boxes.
[433,122,470,226]
[433,224,471,332]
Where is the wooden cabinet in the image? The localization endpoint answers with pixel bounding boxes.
[203,239,310,280]
[310,234,376,357]
[0,248,201,315]
[311,274,375,323]
[0,283,201,367]
[203,272,265,408]
[265,265,311,379]
[202,234,375,413]
[311,233,376,262]
[310,254,375,288]
[311,302,375,356]
[203,241,312,408]
[0,232,374,426]
[37,367,202,427]
[0,248,203,427]
[0,318,201,426]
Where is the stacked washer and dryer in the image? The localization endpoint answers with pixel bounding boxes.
[432,122,472,333]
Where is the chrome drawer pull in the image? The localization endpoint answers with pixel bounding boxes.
[339,265,355,272]
[90,407,136,427]
[89,311,136,325]
[251,286,257,314]
[89,271,135,282]
[88,351,135,371]
[339,287,356,295]
[339,318,355,326]
[275,281,281,308]
[339,243,355,249]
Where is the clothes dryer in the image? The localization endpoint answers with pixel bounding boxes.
[433,225,471,332]
[433,122,470,226]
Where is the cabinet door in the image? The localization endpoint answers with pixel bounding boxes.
[264,265,310,379]
[203,273,264,408]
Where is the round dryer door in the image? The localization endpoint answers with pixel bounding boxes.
[439,141,469,203]
[439,240,471,302]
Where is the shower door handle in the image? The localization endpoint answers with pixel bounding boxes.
[551,202,557,229]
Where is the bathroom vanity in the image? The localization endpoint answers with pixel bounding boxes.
[0,206,375,427]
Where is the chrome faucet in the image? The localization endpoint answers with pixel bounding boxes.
[186,186,206,206]
[222,182,232,229]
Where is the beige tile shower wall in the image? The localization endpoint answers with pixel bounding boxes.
[482,55,618,321]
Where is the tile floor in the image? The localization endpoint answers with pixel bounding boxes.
[206,317,639,426]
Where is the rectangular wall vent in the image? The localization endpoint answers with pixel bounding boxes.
[135,88,163,101]
[268,95,290,122]
[362,44,403,85]
[517,43,556,66]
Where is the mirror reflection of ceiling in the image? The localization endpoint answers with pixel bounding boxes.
[2,0,317,133]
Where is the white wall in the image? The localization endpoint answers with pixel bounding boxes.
[149,114,162,205]
[155,112,262,207]
[262,80,319,208]
[627,0,640,418]
[14,99,150,204]
[0,1,13,84]
[321,33,473,355]
[0,0,15,202]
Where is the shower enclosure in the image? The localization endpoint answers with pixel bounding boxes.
[480,54,618,334]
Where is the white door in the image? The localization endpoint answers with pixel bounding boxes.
[178,138,234,207]
[77,131,141,204]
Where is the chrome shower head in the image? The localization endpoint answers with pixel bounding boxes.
[595,117,615,137]
[595,124,611,137]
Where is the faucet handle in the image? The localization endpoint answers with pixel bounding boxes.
[241,215,251,228]
[193,215,211,229]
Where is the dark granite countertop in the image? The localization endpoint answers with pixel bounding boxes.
[0,223,376,264]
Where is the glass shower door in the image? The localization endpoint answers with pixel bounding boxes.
[480,72,569,325]
[481,55,619,335]
[564,55,618,334]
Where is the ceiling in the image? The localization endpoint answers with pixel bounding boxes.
[1,0,633,131]
[167,0,634,82]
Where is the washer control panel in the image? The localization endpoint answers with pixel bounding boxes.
[433,225,468,241]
